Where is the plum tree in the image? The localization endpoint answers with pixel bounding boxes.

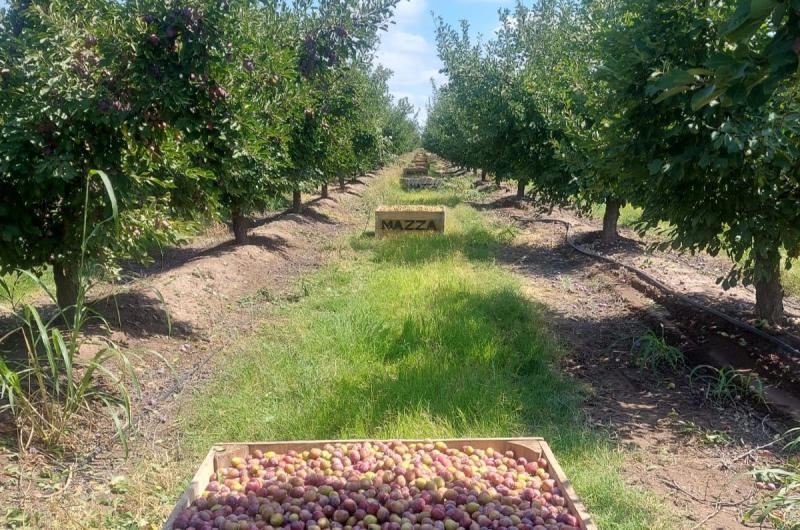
[691,0,800,106]
[0,0,416,307]
[384,96,420,157]
[285,0,402,213]
[126,0,301,244]
[426,18,555,199]
[503,0,635,244]
[613,0,800,323]
[423,0,800,323]
[0,0,187,307]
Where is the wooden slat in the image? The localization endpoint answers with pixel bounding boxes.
[161,438,595,530]
[162,444,222,530]
[506,440,542,463]
[538,442,597,530]
[375,207,445,237]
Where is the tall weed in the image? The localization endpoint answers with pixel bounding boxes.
[0,171,157,454]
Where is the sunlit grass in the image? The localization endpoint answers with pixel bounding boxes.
[0,269,55,309]
[783,266,800,299]
[590,202,644,229]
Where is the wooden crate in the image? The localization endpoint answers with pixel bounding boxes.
[400,177,442,190]
[162,438,596,530]
[375,205,446,237]
[403,166,429,177]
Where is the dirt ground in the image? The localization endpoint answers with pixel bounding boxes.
[2,160,799,529]
[471,180,800,530]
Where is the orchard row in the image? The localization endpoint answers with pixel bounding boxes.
[0,0,417,307]
[422,0,800,323]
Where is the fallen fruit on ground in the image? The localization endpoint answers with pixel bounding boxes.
[171,442,582,530]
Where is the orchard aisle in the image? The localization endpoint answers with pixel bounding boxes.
[126,168,676,530]
[12,163,775,529]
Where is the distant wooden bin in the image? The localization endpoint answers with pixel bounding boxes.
[403,166,429,177]
[375,205,445,237]
[400,176,442,190]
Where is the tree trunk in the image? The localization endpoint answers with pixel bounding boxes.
[495,174,502,187]
[754,250,784,324]
[292,189,302,213]
[481,169,487,182]
[472,168,477,176]
[601,197,622,244]
[339,175,346,190]
[231,207,249,244]
[321,183,329,199]
[53,261,79,309]
[516,180,526,199]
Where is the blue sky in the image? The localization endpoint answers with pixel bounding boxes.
[376,0,512,124]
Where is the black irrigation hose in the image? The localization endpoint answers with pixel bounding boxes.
[519,217,800,360]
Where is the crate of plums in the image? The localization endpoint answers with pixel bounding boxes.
[164,438,596,530]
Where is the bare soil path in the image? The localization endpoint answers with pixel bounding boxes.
[472,181,798,529]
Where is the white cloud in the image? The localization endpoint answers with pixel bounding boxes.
[375,0,443,124]
[393,0,428,24]
[492,15,516,35]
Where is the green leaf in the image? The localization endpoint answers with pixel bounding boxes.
[771,2,788,26]
[690,84,720,111]
[724,0,779,42]
[654,85,691,103]
[89,170,118,221]
[653,69,697,90]
[648,160,663,175]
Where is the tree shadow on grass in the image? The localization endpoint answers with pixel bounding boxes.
[123,199,337,279]
[0,286,196,369]
[89,288,196,340]
[350,225,499,265]
[469,195,533,212]
[495,239,595,277]
[283,283,580,445]
[281,202,338,227]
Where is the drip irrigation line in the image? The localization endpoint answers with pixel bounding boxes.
[518,216,800,360]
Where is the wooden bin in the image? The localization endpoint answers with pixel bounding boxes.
[162,438,596,530]
[375,205,445,237]
[404,167,429,177]
[400,177,442,190]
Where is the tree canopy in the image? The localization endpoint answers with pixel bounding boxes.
[0,0,419,306]
[423,0,800,323]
